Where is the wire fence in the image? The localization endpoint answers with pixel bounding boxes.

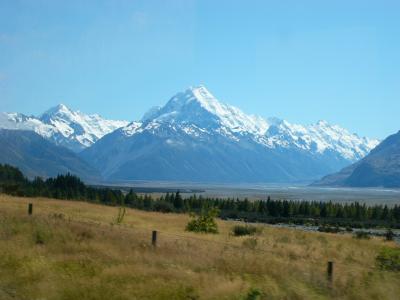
[17,201,387,284]
[58,208,381,276]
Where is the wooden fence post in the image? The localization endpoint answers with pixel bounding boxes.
[28,203,33,215]
[327,261,334,283]
[152,230,157,247]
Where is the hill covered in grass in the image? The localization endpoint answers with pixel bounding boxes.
[0,194,399,299]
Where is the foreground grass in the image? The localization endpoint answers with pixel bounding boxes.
[0,194,399,299]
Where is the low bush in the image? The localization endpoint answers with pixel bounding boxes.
[186,208,219,234]
[242,287,262,300]
[385,229,395,241]
[376,247,400,271]
[232,224,259,236]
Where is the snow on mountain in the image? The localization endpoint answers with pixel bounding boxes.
[0,104,129,152]
[260,119,379,161]
[121,121,143,136]
[40,104,129,150]
[80,85,381,183]
[313,130,400,187]
[146,85,269,135]
[0,112,55,138]
[136,85,379,162]
[141,106,162,122]
[1,85,380,183]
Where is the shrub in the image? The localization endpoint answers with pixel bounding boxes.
[242,287,262,300]
[385,229,395,241]
[115,207,126,224]
[186,208,219,234]
[376,247,400,271]
[354,231,370,239]
[232,224,259,236]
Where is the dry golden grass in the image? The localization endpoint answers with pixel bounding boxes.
[0,194,399,300]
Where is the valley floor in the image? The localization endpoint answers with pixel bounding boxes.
[0,194,399,300]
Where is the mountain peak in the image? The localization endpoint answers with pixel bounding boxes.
[143,85,269,135]
[315,120,329,126]
[187,85,216,104]
[187,85,228,115]
[161,85,218,112]
[41,103,72,118]
[56,103,69,110]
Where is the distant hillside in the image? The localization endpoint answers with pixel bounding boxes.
[0,129,100,181]
[313,131,400,188]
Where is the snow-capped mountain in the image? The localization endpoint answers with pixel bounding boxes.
[134,86,377,161]
[141,86,269,135]
[81,86,379,183]
[0,104,128,152]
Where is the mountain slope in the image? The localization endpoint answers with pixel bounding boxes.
[0,105,128,152]
[81,86,378,183]
[313,131,400,187]
[0,129,100,181]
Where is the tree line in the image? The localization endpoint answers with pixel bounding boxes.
[1,164,400,228]
[0,164,124,205]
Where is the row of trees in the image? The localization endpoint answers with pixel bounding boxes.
[1,164,400,228]
[127,192,400,226]
[0,164,124,204]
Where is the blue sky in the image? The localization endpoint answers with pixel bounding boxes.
[0,0,399,139]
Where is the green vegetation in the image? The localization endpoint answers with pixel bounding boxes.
[242,287,263,300]
[376,247,400,271]
[386,229,395,241]
[2,164,400,230]
[232,224,259,236]
[0,164,124,204]
[186,208,219,233]
[114,206,126,225]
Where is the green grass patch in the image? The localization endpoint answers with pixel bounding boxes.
[376,247,400,271]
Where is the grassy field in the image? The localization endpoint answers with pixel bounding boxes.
[0,194,399,300]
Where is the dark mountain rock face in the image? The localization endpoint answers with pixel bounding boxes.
[0,129,100,181]
[313,131,400,188]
